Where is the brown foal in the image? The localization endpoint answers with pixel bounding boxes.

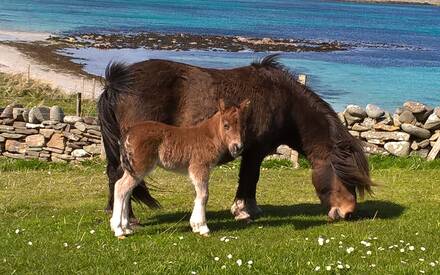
[110,99,250,237]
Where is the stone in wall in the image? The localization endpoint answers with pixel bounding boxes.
[424,113,440,130]
[5,140,27,154]
[400,124,431,139]
[46,133,65,150]
[50,106,64,122]
[25,134,45,147]
[365,104,384,119]
[384,141,410,157]
[29,107,50,123]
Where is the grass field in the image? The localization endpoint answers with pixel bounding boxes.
[0,157,439,274]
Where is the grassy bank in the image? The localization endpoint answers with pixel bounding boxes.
[0,157,439,274]
[0,72,97,116]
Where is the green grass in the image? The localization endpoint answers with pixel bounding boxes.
[0,72,96,116]
[0,157,439,274]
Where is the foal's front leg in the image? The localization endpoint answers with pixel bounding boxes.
[189,168,210,236]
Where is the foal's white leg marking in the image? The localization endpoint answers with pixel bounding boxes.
[110,175,127,237]
[110,171,139,237]
[189,171,210,236]
[120,175,138,235]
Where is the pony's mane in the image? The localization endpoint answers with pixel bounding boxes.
[251,54,285,70]
[252,57,373,196]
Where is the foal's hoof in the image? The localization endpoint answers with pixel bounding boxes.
[198,225,210,236]
[191,223,210,236]
[123,228,134,235]
[114,227,125,237]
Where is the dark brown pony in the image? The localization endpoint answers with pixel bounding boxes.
[110,100,248,237]
[98,54,372,223]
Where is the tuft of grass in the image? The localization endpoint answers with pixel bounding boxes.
[0,157,105,172]
[369,155,440,170]
[0,72,97,115]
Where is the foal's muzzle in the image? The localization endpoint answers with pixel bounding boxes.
[230,143,244,158]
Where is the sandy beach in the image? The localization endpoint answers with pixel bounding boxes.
[0,30,102,99]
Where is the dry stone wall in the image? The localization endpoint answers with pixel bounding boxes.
[0,101,439,164]
[0,104,102,162]
[340,101,440,159]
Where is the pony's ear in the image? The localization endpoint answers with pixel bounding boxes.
[239,99,251,111]
[218,99,226,113]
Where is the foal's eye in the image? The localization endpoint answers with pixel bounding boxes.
[224,123,230,130]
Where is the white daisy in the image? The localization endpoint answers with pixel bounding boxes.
[318,237,325,246]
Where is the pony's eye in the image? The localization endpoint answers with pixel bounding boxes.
[224,123,230,130]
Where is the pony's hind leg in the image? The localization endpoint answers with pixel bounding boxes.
[188,167,210,236]
[110,171,139,237]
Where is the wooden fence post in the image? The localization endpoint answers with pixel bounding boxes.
[92,78,96,100]
[76,92,82,117]
[27,64,31,83]
[298,74,307,85]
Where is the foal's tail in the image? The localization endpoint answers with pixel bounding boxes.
[98,62,160,209]
[329,119,373,198]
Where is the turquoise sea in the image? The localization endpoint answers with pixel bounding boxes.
[1,0,439,110]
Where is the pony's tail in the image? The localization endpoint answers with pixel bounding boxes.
[330,136,373,199]
[98,62,160,209]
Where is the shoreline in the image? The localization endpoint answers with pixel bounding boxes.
[0,30,102,98]
[0,30,348,98]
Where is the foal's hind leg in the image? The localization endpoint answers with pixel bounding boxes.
[188,166,210,236]
[110,171,139,237]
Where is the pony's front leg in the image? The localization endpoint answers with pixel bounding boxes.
[189,169,210,236]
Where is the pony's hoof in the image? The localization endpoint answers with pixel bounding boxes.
[123,228,134,235]
[234,211,251,221]
[246,199,263,217]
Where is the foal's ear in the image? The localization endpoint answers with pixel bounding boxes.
[239,99,251,111]
[218,99,226,113]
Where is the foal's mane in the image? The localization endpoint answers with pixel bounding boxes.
[252,54,372,197]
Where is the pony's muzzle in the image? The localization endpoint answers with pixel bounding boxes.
[230,143,244,158]
[328,207,353,222]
